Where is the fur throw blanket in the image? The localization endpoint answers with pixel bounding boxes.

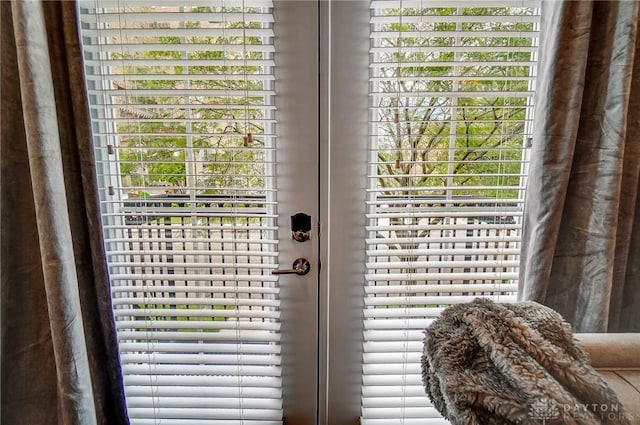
[421,298,628,425]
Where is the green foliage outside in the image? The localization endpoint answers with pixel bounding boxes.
[108,5,535,201]
[109,6,268,195]
[370,6,537,267]
[374,6,535,200]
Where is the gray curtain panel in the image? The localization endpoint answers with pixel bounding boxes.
[1,1,128,424]
[519,0,640,333]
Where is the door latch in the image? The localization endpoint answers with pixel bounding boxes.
[272,257,311,276]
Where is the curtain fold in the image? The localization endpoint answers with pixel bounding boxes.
[519,0,640,333]
[1,1,129,424]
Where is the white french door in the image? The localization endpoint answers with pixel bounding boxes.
[80,1,322,423]
[80,1,331,423]
[80,1,538,424]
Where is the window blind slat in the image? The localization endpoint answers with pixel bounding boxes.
[364,282,518,293]
[125,408,282,421]
[117,330,280,343]
[363,341,425,353]
[122,364,281,376]
[126,421,281,425]
[82,27,274,38]
[112,283,280,293]
[370,14,539,24]
[124,386,281,398]
[116,320,281,332]
[361,420,451,425]
[118,342,280,354]
[371,45,537,54]
[363,319,437,330]
[370,29,539,38]
[106,249,279,257]
[126,418,282,425]
[126,397,282,410]
[80,0,274,8]
[83,43,275,53]
[114,309,280,320]
[84,58,276,67]
[79,12,274,24]
[88,89,275,97]
[123,375,281,387]
[120,353,281,365]
[364,294,517,306]
[368,89,534,97]
[361,407,447,419]
[87,74,276,82]
[370,60,536,68]
[112,297,279,308]
[370,0,540,8]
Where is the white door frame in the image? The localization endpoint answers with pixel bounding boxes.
[274,2,320,424]
[319,1,370,425]
[275,2,370,424]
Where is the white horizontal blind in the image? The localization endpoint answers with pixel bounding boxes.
[79,1,281,424]
[363,1,540,423]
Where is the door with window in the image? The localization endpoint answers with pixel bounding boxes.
[79,1,539,424]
